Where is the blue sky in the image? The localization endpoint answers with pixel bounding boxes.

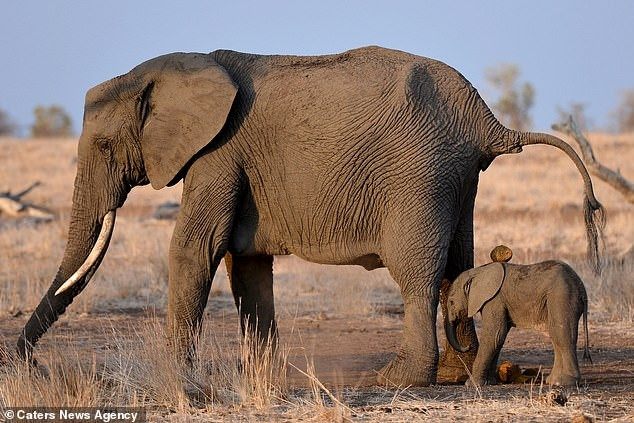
[1,1,632,135]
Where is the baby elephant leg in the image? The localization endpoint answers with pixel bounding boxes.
[486,348,503,384]
[467,311,508,387]
[547,330,581,386]
[547,342,580,386]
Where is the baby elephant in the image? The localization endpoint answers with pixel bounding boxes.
[444,260,591,387]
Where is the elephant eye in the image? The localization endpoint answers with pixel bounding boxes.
[94,137,111,155]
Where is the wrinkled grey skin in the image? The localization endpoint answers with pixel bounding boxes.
[444,261,592,387]
[17,46,603,387]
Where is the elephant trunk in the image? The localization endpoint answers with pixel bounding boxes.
[17,177,117,361]
[444,312,471,353]
[55,210,115,295]
[517,131,605,274]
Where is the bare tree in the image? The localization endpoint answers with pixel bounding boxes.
[0,108,16,136]
[552,116,634,204]
[611,89,634,133]
[485,63,535,131]
[556,102,592,132]
[30,104,74,138]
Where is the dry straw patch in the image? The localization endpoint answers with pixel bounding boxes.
[0,319,363,422]
[1,319,289,413]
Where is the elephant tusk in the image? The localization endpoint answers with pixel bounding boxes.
[54,210,116,296]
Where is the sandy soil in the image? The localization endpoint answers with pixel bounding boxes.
[1,298,633,421]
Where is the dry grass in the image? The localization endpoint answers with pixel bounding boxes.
[1,134,633,421]
[0,317,359,422]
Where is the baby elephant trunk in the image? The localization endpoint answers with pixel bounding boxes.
[444,312,471,353]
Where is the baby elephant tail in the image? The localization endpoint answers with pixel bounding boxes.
[582,294,592,364]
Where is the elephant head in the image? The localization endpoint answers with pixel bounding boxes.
[444,263,506,353]
[17,53,238,360]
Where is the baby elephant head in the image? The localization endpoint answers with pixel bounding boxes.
[444,263,506,353]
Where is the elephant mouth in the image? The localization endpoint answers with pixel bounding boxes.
[55,209,116,296]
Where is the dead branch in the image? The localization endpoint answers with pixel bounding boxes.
[552,116,634,204]
[0,183,54,221]
[13,181,42,200]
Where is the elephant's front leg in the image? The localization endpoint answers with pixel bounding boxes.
[467,309,508,387]
[166,174,237,363]
[225,253,277,347]
[167,234,220,362]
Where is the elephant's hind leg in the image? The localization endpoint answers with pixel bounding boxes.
[225,253,278,348]
[546,306,581,386]
[438,188,479,382]
[376,291,440,386]
[377,239,449,386]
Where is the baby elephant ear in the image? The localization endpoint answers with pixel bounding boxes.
[467,262,506,317]
[136,53,238,189]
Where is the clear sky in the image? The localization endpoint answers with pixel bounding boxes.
[1,1,632,135]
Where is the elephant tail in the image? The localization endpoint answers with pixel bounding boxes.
[519,132,606,275]
[582,291,592,364]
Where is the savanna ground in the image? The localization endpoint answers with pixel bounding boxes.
[0,133,633,422]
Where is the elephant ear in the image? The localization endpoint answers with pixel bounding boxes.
[467,262,506,318]
[135,53,238,189]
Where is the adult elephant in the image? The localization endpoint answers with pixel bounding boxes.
[17,46,604,386]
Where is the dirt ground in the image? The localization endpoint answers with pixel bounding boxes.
[1,290,633,421]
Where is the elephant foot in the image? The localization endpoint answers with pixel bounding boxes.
[183,378,216,406]
[465,377,481,388]
[546,372,580,387]
[377,356,435,387]
[465,375,495,387]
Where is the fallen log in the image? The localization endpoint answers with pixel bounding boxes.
[0,182,54,221]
